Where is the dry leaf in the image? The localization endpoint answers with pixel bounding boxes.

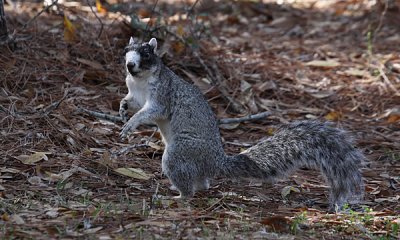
[64,14,77,42]
[343,68,367,77]
[84,227,103,234]
[28,176,47,186]
[113,168,152,180]
[0,167,20,173]
[325,111,341,121]
[96,0,107,14]
[45,165,94,182]
[98,151,115,168]
[281,185,300,199]
[308,91,334,99]
[176,25,185,37]
[2,213,9,221]
[171,41,185,54]
[10,214,25,225]
[76,58,104,70]
[260,216,291,233]
[375,195,400,203]
[387,114,400,123]
[148,141,163,151]
[15,152,50,165]
[305,60,340,68]
[266,127,275,136]
[219,122,240,130]
[138,8,151,18]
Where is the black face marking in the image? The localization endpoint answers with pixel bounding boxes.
[137,44,156,70]
[125,42,157,73]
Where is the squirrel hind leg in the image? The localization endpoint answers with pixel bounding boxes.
[194,178,210,191]
[166,171,195,199]
[325,167,364,211]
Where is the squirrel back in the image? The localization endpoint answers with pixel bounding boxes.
[119,37,364,210]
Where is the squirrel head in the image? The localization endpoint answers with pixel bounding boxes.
[124,37,159,78]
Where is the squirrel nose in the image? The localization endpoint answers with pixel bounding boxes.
[127,62,137,75]
[127,62,136,69]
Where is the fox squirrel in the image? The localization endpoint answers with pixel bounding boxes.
[119,37,364,210]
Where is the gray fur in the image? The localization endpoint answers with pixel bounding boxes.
[119,38,364,209]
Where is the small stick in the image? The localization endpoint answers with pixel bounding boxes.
[86,0,103,39]
[42,91,69,115]
[22,0,59,29]
[143,0,159,40]
[218,111,271,124]
[377,62,400,96]
[77,107,123,122]
[78,107,271,125]
[112,143,149,155]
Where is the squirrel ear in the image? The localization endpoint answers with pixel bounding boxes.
[149,38,157,52]
[129,37,135,44]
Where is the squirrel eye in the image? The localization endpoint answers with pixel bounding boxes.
[142,53,150,59]
[122,47,129,56]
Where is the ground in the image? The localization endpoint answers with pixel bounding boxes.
[0,0,399,239]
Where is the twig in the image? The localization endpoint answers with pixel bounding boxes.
[224,141,253,147]
[112,143,149,155]
[373,0,389,43]
[86,0,103,39]
[218,111,271,124]
[187,0,201,17]
[78,107,271,125]
[78,107,123,122]
[42,90,69,115]
[143,0,159,40]
[22,0,59,29]
[0,104,8,114]
[376,62,400,96]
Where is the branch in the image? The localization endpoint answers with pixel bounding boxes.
[86,0,103,39]
[143,0,159,40]
[218,111,271,124]
[187,0,201,17]
[42,91,69,115]
[77,107,123,122]
[22,0,59,29]
[78,107,271,125]
[111,143,149,155]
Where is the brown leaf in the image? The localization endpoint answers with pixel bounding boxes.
[64,15,77,42]
[281,185,301,199]
[76,58,104,70]
[325,111,341,121]
[10,214,25,225]
[15,152,50,165]
[96,0,107,13]
[260,216,292,233]
[113,168,152,180]
[387,114,400,123]
[171,41,185,54]
[305,60,340,68]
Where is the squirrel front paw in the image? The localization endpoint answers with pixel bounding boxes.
[119,118,137,139]
[119,99,129,123]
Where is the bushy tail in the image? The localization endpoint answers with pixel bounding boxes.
[218,121,365,209]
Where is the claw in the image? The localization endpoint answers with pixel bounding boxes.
[119,120,134,139]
